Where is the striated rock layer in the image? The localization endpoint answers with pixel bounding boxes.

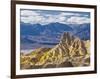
[20,32,90,69]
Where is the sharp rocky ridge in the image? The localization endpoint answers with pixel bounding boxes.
[20,32,90,69]
[36,32,89,68]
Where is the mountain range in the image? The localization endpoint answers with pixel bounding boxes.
[20,22,90,49]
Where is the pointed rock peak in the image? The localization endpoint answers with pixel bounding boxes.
[60,32,73,44]
[61,32,69,39]
[64,32,71,38]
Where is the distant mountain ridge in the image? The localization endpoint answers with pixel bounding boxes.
[20,22,90,49]
[20,22,73,36]
[73,23,90,40]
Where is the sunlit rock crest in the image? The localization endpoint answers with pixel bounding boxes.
[20,32,90,69]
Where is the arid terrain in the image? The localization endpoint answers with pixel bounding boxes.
[20,32,90,69]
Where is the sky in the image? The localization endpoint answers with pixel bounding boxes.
[20,9,90,25]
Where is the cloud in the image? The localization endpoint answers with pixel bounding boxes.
[21,10,46,24]
[21,10,39,16]
[20,10,90,25]
[66,16,90,24]
[21,15,45,24]
[59,12,81,16]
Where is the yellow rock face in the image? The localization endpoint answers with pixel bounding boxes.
[20,32,90,69]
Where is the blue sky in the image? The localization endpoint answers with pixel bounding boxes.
[20,9,90,25]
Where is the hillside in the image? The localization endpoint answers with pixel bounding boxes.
[20,32,90,69]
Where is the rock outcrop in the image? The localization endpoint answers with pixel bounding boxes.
[20,32,90,69]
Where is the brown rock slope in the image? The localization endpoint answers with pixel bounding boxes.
[20,32,90,69]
